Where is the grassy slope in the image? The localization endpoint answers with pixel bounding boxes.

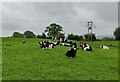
[2,38,118,80]
[0,38,2,81]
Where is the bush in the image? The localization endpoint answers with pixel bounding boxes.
[23,31,36,38]
[12,32,23,38]
[68,33,83,41]
[102,37,115,41]
[96,39,102,41]
[37,35,41,38]
[84,33,96,41]
[46,36,52,39]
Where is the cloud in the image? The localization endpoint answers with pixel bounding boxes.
[1,0,119,2]
[0,2,2,37]
[2,2,118,37]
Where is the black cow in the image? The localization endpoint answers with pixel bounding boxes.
[66,48,78,58]
[65,42,79,58]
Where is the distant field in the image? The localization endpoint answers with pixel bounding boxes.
[2,38,118,80]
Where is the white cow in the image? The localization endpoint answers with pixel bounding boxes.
[100,45,109,49]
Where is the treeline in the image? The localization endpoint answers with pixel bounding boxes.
[11,23,120,41]
[12,31,116,41]
[12,31,64,39]
[68,33,96,41]
[12,30,97,41]
[12,31,36,38]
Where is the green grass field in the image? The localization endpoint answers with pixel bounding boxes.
[2,38,118,80]
[0,38,2,81]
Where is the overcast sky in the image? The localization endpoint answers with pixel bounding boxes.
[1,2,118,37]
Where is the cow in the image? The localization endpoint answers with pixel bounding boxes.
[62,41,77,48]
[80,42,92,51]
[39,41,54,49]
[64,38,68,43]
[60,38,65,43]
[66,47,78,58]
[64,43,71,46]
[100,45,109,49]
[59,38,71,47]
[39,41,46,49]
[83,46,92,51]
[65,42,79,58]
[71,42,77,48]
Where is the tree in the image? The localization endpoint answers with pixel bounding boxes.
[79,35,84,40]
[23,31,36,38]
[12,32,23,38]
[36,33,46,39]
[57,33,65,39]
[114,27,120,40]
[45,23,64,39]
[37,35,41,38]
[84,33,96,41]
[68,33,74,40]
[41,32,46,39]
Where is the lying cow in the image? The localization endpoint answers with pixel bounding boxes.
[63,42,75,47]
[66,47,78,58]
[61,41,77,48]
[39,41,54,49]
[64,43,71,46]
[80,43,92,51]
[100,45,109,49]
[59,38,73,47]
[83,46,92,51]
[60,38,68,43]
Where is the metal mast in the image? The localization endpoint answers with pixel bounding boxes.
[87,21,95,41]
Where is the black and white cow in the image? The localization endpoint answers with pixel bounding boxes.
[59,38,70,46]
[100,45,109,49]
[83,46,92,51]
[59,38,77,48]
[80,42,92,51]
[39,41,54,49]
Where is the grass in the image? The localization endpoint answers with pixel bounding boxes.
[2,38,118,80]
[0,38,2,81]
